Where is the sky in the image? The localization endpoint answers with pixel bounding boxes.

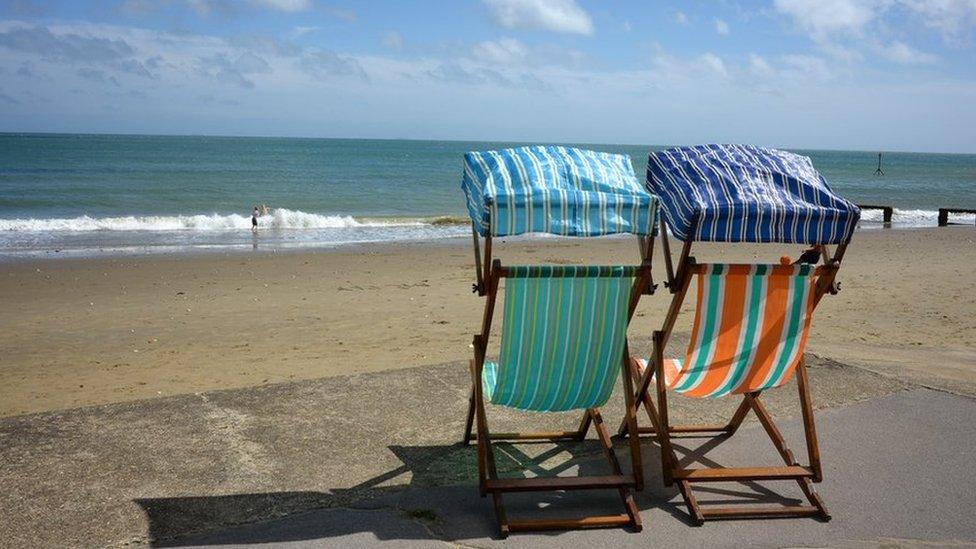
[0,0,975,153]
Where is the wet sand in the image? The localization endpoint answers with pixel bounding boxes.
[1,227,974,417]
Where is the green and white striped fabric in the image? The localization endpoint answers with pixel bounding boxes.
[482,265,636,412]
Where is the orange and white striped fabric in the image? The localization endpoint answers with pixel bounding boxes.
[639,263,821,398]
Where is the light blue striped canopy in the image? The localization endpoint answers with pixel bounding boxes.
[462,146,658,237]
[646,144,860,244]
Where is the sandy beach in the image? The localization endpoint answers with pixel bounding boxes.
[1,227,974,417]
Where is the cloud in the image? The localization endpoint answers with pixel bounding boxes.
[699,53,728,78]
[300,49,368,81]
[290,26,320,38]
[382,31,404,51]
[879,40,939,64]
[672,11,689,25]
[0,25,133,62]
[77,67,121,86]
[426,62,487,85]
[483,0,594,35]
[253,0,312,12]
[899,0,976,41]
[196,52,272,88]
[748,54,776,79]
[773,0,882,38]
[234,51,273,74]
[714,18,730,36]
[652,51,730,82]
[472,37,529,65]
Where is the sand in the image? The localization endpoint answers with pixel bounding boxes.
[1,227,974,417]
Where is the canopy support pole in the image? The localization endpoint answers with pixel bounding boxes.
[471,223,494,297]
[472,224,484,296]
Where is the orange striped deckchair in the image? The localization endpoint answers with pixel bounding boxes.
[621,249,841,525]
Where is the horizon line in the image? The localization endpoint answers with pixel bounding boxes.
[1,130,972,156]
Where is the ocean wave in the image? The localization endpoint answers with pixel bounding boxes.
[858,208,974,225]
[0,209,468,232]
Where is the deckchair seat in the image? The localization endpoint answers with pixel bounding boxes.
[464,261,650,536]
[480,265,637,412]
[637,263,821,399]
[623,259,835,525]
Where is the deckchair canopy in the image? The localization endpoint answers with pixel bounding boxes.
[462,145,658,238]
[646,144,860,244]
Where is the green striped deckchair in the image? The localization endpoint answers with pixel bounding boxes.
[463,261,650,537]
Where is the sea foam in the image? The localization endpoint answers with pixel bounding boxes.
[0,208,442,232]
[859,208,975,226]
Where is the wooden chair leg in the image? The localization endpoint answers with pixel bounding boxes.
[470,360,490,497]
[576,408,593,440]
[725,396,752,434]
[591,409,642,531]
[620,353,644,492]
[796,360,823,482]
[463,386,476,445]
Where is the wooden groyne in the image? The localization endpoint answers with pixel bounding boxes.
[938,208,976,227]
[857,204,893,224]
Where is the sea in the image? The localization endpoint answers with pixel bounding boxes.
[0,133,973,259]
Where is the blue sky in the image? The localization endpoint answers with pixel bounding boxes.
[1,0,975,152]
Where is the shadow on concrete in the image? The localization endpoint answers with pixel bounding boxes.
[134,430,813,546]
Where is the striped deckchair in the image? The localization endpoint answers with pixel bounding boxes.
[621,255,837,525]
[463,261,650,537]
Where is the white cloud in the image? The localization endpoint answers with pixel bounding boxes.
[672,11,689,25]
[253,0,312,12]
[748,54,775,79]
[775,0,976,43]
[483,0,594,35]
[900,0,976,40]
[714,18,730,35]
[382,31,404,51]
[880,40,940,64]
[290,26,319,38]
[773,0,883,38]
[699,53,728,78]
[780,54,833,80]
[472,37,529,65]
[652,51,729,82]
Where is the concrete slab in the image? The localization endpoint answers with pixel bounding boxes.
[169,389,976,548]
[0,347,924,547]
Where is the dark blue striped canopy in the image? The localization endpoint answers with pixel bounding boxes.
[646,144,860,244]
[462,146,658,237]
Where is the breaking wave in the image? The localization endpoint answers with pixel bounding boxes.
[0,209,469,232]
[858,208,974,226]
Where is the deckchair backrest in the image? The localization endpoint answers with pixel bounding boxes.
[486,266,638,412]
[668,263,821,398]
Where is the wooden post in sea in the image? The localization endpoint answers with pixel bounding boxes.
[874,153,884,176]
[938,208,976,227]
[857,204,893,225]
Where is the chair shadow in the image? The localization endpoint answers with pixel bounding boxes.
[135,436,676,546]
[136,431,803,545]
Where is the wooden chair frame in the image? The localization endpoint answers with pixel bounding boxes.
[619,216,847,525]
[462,259,651,537]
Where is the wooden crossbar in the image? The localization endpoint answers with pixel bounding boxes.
[700,505,820,520]
[507,515,633,532]
[486,475,633,493]
[487,431,582,441]
[674,466,814,482]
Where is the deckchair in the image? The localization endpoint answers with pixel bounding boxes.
[620,144,860,525]
[462,261,651,537]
